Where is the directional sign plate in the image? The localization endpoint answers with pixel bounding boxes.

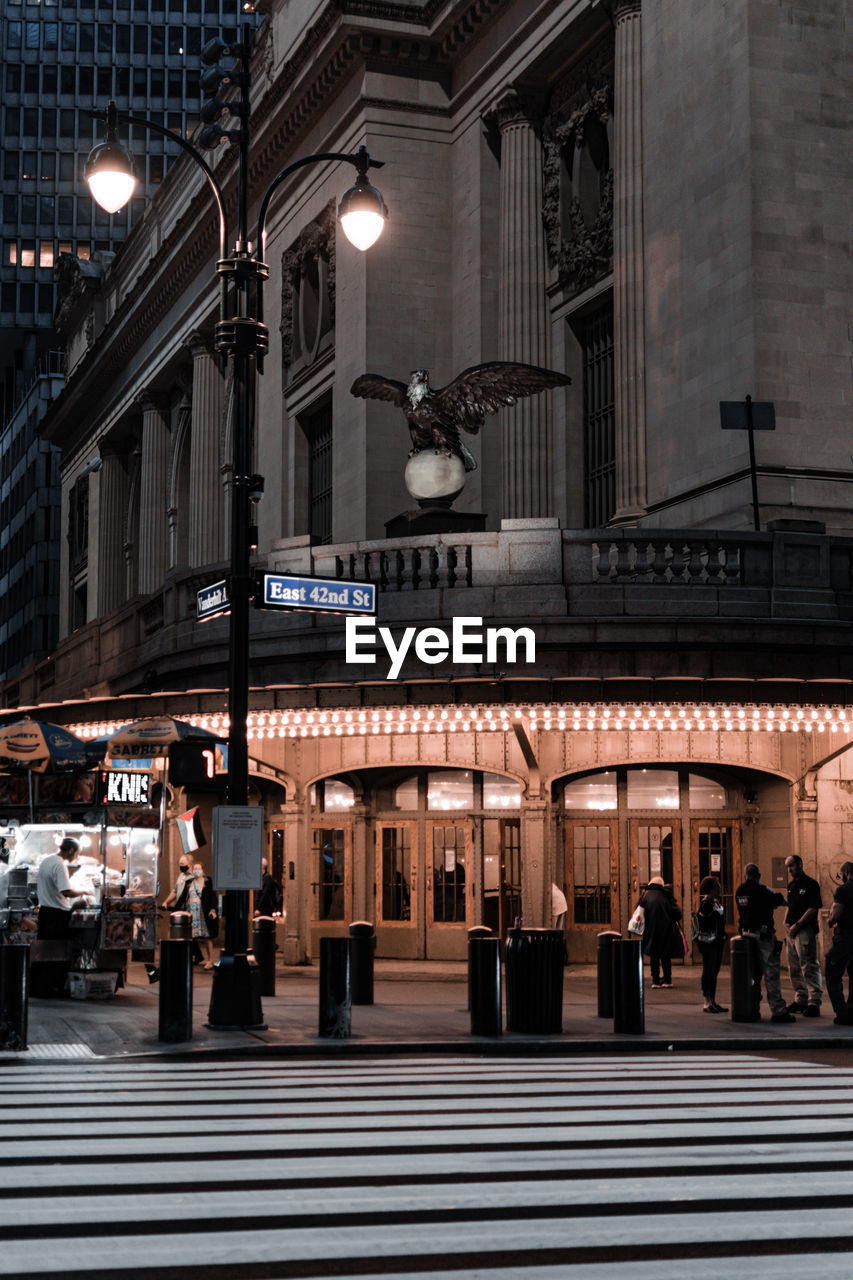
[259,573,375,615]
[197,579,230,621]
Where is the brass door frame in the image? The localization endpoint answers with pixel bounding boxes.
[310,821,352,924]
[374,820,418,929]
[690,819,741,927]
[628,817,683,916]
[425,818,473,932]
[563,818,619,931]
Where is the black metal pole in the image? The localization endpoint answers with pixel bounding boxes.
[745,394,761,532]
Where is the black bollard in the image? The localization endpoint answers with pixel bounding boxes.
[159,938,192,1043]
[596,931,622,1018]
[0,944,29,1051]
[730,935,761,1022]
[251,916,277,997]
[348,922,375,1005]
[469,936,501,1036]
[169,911,192,940]
[467,926,494,1011]
[319,937,351,1038]
[613,937,644,1034]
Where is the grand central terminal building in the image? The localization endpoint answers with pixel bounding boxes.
[2,0,850,966]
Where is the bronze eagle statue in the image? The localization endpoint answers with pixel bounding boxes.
[350,361,571,472]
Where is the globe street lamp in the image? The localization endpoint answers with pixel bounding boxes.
[85,23,388,1028]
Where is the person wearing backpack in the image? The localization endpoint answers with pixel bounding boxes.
[735,862,795,1023]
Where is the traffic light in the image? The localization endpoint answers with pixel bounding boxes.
[198,38,244,150]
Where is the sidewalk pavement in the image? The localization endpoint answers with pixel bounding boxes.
[4,957,853,1062]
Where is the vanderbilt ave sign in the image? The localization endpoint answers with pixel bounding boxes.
[345,616,536,680]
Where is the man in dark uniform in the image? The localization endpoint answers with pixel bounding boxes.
[825,861,853,1026]
[784,853,823,1016]
[735,863,794,1023]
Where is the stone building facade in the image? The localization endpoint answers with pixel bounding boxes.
[2,0,851,966]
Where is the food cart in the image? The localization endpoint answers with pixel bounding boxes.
[0,767,160,996]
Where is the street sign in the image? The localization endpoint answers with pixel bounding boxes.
[257,572,376,615]
[719,400,776,431]
[197,579,229,621]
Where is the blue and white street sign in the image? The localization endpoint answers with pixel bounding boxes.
[197,579,230,621]
[258,573,375,615]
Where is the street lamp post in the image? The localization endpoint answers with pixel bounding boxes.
[85,22,388,1027]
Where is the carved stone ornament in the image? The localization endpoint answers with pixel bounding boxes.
[542,43,615,297]
[280,201,337,371]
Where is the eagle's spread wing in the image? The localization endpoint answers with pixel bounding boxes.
[350,374,409,407]
[433,361,571,433]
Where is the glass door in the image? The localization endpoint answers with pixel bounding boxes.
[426,820,472,957]
[311,825,351,923]
[482,817,521,938]
[629,820,683,921]
[375,822,418,955]
[692,821,740,928]
[564,820,618,956]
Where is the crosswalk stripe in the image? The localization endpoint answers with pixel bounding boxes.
[1,1053,852,1278]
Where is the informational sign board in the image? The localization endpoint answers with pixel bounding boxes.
[96,770,151,806]
[212,806,263,890]
[257,573,375,615]
[197,579,230,621]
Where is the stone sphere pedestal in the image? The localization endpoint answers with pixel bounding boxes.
[385,450,487,537]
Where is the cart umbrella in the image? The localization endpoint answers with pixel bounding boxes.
[0,719,91,773]
[90,716,219,759]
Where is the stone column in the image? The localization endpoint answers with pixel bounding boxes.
[137,394,170,595]
[96,445,127,614]
[188,334,226,566]
[279,799,308,965]
[492,88,553,519]
[520,799,550,927]
[611,0,647,523]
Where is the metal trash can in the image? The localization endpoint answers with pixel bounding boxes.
[348,921,375,1005]
[504,928,564,1034]
[612,937,644,1034]
[0,943,29,1051]
[169,911,192,941]
[251,916,277,997]
[596,931,623,1018]
[469,934,501,1037]
[730,934,762,1022]
[159,938,192,1043]
[319,936,351,1038]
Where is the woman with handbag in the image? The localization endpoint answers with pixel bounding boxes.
[187,861,218,970]
[696,875,728,1012]
[637,876,682,989]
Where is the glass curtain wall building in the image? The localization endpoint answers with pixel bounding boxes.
[0,0,239,681]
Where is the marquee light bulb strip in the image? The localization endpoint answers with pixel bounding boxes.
[70,701,853,742]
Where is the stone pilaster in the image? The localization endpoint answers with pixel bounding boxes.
[279,800,308,965]
[491,89,553,519]
[188,334,226,566]
[520,797,550,926]
[611,0,647,523]
[97,445,127,614]
[137,394,170,594]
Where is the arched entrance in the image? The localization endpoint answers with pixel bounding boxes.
[556,765,746,962]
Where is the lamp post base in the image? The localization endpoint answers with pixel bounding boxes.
[206,952,267,1030]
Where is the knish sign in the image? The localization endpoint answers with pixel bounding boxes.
[345,616,536,680]
[97,770,151,806]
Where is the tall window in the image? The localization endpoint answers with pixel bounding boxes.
[380,827,411,922]
[580,303,615,526]
[305,403,333,545]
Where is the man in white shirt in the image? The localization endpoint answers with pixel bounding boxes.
[36,837,89,939]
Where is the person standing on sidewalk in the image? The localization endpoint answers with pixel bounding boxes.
[825,861,853,1026]
[638,877,681,989]
[696,876,727,1013]
[784,854,823,1016]
[735,863,795,1024]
